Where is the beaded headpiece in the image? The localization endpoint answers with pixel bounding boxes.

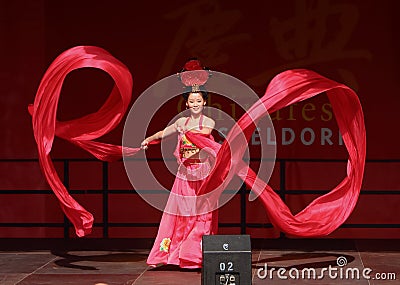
[179,59,210,92]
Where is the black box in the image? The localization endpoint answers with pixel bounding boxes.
[202,235,251,285]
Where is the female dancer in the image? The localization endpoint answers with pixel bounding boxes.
[141,84,218,269]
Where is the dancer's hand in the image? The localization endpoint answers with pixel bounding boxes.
[140,139,149,150]
[176,125,187,134]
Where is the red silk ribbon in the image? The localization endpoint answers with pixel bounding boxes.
[30,46,365,237]
[29,46,141,236]
[186,69,366,237]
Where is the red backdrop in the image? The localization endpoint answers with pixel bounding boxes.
[1,0,399,239]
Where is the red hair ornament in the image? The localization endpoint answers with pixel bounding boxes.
[179,59,210,91]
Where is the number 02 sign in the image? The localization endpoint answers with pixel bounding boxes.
[202,235,251,285]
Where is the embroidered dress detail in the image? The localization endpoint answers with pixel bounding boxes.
[181,134,196,148]
[160,238,171,253]
[179,116,203,158]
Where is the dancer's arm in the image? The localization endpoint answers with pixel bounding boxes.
[141,118,186,149]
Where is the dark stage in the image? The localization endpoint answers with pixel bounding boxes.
[0,239,398,284]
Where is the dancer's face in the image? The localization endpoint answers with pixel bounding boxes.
[186,92,206,115]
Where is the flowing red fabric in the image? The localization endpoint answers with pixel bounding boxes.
[186,69,366,237]
[30,46,365,238]
[28,46,144,236]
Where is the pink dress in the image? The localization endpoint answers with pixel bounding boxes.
[146,118,218,269]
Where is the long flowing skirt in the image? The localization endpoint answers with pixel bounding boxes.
[146,161,218,268]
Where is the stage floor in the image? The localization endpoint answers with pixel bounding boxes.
[0,239,398,284]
